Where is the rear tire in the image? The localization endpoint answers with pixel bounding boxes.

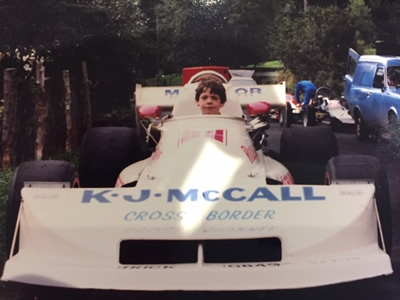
[280,102,293,128]
[7,160,79,256]
[330,117,341,132]
[280,127,338,184]
[325,155,392,255]
[79,127,144,187]
[303,105,317,127]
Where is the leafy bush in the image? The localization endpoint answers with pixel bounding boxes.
[0,169,14,271]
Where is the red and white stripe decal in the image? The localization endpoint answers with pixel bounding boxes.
[152,143,163,162]
[240,145,259,164]
[178,129,228,146]
[281,172,295,185]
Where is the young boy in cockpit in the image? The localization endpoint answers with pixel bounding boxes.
[195,79,226,115]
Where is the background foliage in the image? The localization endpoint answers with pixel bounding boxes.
[0,0,399,161]
[1,0,399,93]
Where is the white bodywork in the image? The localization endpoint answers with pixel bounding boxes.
[1,78,392,291]
[135,81,286,110]
[1,183,392,290]
[323,98,355,124]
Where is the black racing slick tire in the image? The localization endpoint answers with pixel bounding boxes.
[79,127,143,187]
[280,102,293,128]
[280,126,339,184]
[6,160,79,256]
[303,105,317,127]
[330,117,341,132]
[325,155,392,255]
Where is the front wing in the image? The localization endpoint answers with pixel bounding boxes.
[1,184,392,290]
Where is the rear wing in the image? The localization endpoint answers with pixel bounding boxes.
[135,82,286,110]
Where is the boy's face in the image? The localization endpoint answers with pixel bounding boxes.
[196,88,224,115]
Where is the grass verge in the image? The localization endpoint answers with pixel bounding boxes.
[0,168,14,275]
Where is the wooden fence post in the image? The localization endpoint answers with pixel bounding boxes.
[35,61,49,160]
[63,70,72,152]
[81,61,92,130]
[2,68,18,169]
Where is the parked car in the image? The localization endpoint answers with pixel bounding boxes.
[344,45,400,141]
[269,94,302,127]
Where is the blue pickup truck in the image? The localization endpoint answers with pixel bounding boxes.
[344,46,400,141]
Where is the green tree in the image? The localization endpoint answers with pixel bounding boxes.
[155,0,232,73]
[0,0,147,161]
[155,0,285,72]
[271,0,376,95]
[370,1,400,44]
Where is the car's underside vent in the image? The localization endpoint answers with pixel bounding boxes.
[120,240,198,264]
[119,238,281,264]
[203,238,281,263]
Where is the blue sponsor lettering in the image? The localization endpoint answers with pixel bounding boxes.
[82,190,112,203]
[248,187,279,202]
[206,209,275,221]
[304,187,325,200]
[203,190,219,201]
[234,87,262,96]
[167,189,198,202]
[165,89,179,97]
[223,188,246,201]
[123,190,151,202]
[124,210,186,221]
[235,88,248,96]
[281,186,301,201]
[250,87,262,94]
[80,187,326,203]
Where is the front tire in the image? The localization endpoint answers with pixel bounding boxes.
[280,127,338,184]
[79,127,144,187]
[325,155,392,255]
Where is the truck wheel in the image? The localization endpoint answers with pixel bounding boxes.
[303,105,317,127]
[7,160,79,256]
[79,127,144,187]
[280,127,338,184]
[381,111,400,142]
[325,155,392,255]
[355,112,369,141]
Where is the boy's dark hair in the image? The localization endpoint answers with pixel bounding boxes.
[195,80,227,104]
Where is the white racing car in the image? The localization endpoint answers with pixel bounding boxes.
[1,70,393,291]
[301,87,355,130]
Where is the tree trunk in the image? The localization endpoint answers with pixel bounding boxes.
[82,61,92,130]
[2,68,18,169]
[63,70,72,152]
[35,61,49,161]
